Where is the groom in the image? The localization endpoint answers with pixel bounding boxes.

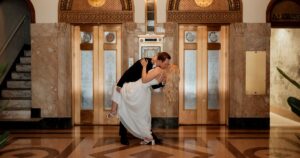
[116,52,171,145]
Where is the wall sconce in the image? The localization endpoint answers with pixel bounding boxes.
[88,0,106,7]
[194,0,214,7]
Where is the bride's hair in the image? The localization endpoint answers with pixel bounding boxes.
[163,64,180,104]
[157,52,171,62]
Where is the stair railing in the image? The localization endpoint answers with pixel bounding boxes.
[0,15,27,85]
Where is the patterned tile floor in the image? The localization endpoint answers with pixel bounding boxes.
[1,126,300,158]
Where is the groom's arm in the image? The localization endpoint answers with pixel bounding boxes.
[117,58,152,88]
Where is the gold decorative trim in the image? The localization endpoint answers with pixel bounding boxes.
[168,0,241,11]
[59,0,133,23]
[59,11,133,23]
[168,0,180,10]
[167,11,242,23]
[167,0,242,23]
[228,0,241,11]
[60,0,73,10]
[122,0,132,10]
[120,0,126,10]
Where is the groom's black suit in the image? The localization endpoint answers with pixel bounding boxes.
[116,57,162,145]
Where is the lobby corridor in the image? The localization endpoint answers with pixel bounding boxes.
[1,126,300,158]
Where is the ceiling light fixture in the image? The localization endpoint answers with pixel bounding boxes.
[88,0,106,7]
[194,0,214,7]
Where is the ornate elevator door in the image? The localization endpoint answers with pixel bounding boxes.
[72,25,121,125]
[179,25,229,125]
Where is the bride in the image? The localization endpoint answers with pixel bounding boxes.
[111,58,166,145]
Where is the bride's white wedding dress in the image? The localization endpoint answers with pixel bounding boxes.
[112,78,159,140]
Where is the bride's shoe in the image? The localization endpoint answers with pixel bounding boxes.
[140,139,155,145]
[106,111,117,119]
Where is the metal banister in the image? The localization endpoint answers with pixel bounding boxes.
[0,15,26,56]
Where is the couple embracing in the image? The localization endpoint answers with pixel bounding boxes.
[107,52,171,145]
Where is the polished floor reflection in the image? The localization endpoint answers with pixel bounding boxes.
[1,126,300,158]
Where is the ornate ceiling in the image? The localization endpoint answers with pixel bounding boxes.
[167,0,242,23]
[59,0,133,23]
[58,0,243,24]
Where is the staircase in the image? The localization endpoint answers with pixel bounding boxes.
[0,50,32,120]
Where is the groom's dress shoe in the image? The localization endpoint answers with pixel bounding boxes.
[120,137,129,145]
[153,138,162,145]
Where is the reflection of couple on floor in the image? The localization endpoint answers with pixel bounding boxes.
[108,52,171,145]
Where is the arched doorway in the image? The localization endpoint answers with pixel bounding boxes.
[267,0,300,126]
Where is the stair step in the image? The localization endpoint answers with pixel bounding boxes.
[1,89,31,98]
[24,50,31,57]
[16,64,31,72]
[11,72,31,80]
[0,131,9,147]
[20,57,31,64]
[7,80,31,89]
[0,110,31,119]
[0,100,31,109]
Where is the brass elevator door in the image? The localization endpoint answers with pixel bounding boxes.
[72,25,121,125]
[179,25,229,125]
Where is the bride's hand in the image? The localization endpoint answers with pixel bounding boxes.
[140,58,148,67]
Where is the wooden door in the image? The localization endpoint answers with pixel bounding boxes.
[179,25,229,125]
[72,25,121,125]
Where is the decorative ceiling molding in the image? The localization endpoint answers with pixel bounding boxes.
[121,0,132,11]
[267,0,300,28]
[228,0,241,11]
[168,0,241,11]
[60,0,73,10]
[59,11,133,23]
[58,0,133,23]
[167,0,242,23]
[168,0,180,10]
[167,11,242,23]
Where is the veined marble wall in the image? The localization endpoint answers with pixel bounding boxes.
[31,23,72,117]
[229,23,270,118]
[270,29,300,113]
[31,22,179,119]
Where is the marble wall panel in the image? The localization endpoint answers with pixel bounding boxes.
[31,22,178,118]
[229,23,270,118]
[270,29,300,111]
[31,23,71,117]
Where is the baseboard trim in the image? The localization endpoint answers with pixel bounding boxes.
[271,106,300,123]
[0,117,72,129]
[40,117,72,129]
[31,108,41,118]
[152,117,178,129]
[228,117,270,129]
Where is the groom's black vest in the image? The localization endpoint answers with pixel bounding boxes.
[117,58,161,89]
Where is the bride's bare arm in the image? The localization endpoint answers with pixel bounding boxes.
[141,59,161,83]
